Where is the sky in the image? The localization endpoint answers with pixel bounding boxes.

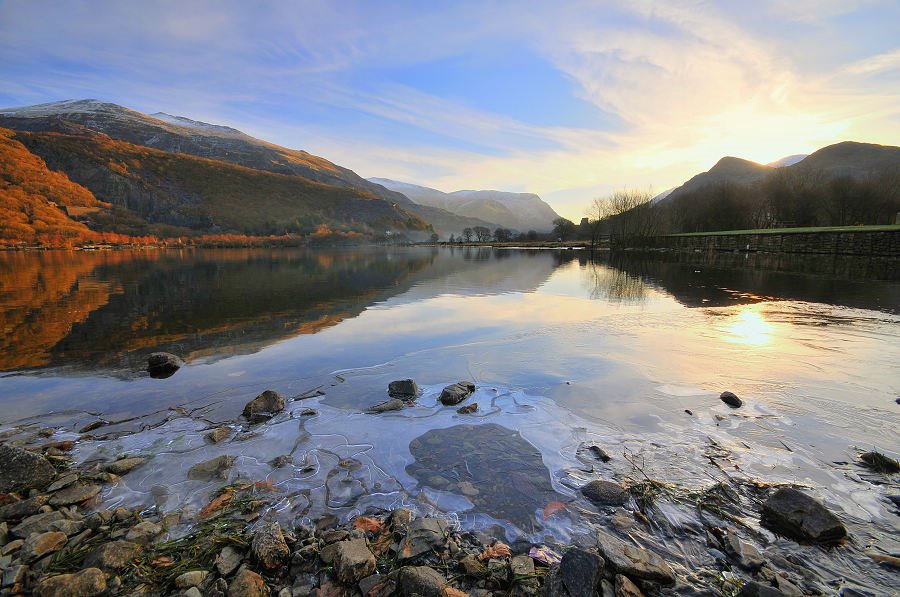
[1,0,899,221]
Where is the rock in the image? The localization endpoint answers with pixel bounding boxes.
[388,379,419,398]
[457,403,478,414]
[187,455,235,481]
[46,473,79,493]
[125,520,163,544]
[2,563,27,588]
[252,521,290,570]
[78,420,108,433]
[33,567,107,597]
[761,488,847,544]
[0,494,50,521]
[723,531,764,570]
[242,390,285,422]
[440,381,476,406]
[270,455,293,468]
[595,530,675,585]
[739,581,790,596]
[0,521,6,546]
[559,547,604,597]
[11,510,64,538]
[216,545,244,577]
[299,408,317,416]
[0,445,55,492]
[869,552,900,569]
[175,570,210,588]
[368,398,405,413]
[49,518,84,537]
[103,457,147,475]
[582,480,628,507]
[720,391,742,408]
[397,565,448,597]
[615,575,643,597]
[601,579,615,597]
[83,540,142,570]
[398,517,449,560]
[333,537,376,584]
[1,538,23,556]
[587,445,612,462]
[185,587,203,597]
[21,531,67,563]
[49,481,102,506]
[228,568,267,597]
[206,427,233,444]
[859,451,900,474]
[147,352,183,378]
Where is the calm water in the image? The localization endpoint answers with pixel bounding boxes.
[1,247,899,592]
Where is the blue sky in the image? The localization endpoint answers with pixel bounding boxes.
[1,0,899,220]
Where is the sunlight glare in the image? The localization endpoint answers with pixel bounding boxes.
[722,306,773,346]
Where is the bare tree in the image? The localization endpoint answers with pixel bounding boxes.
[462,227,473,242]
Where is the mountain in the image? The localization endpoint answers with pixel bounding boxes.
[665,156,772,202]
[790,141,900,178]
[0,100,432,242]
[768,154,808,168]
[369,178,561,232]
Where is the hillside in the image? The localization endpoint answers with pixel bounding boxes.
[13,130,427,237]
[369,178,561,232]
[791,141,900,178]
[666,156,772,202]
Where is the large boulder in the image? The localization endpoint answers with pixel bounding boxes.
[439,381,476,406]
[595,530,675,585]
[388,379,419,398]
[761,488,847,544]
[242,390,285,423]
[147,352,183,378]
[0,445,55,492]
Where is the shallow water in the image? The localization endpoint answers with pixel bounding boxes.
[1,247,898,593]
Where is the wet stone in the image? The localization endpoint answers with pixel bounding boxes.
[388,379,419,398]
[615,574,644,597]
[187,455,235,481]
[333,537,376,584]
[216,545,244,577]
[228,568,267,597]
[0,445,55,493]
[270,454,293,468]
[457,403,478,414]
[724,530,764,570]
[252,521,290,570]
[49,481,101,506]
[45,473,79,493]
[559,547,605,597]
[761,488,847,544]
[596,530,676,585]
[242,389,286,422]
[84,540,142,570]
[720,391,743,408]
[439,381,476,405]
[147,351,183,378]
[397,565,448,597]
[0,494,50,521]
[125,520,163,544]
[103,457,147,475]
[398,517,449,560]
[368,398,405,413]
[582,480,628,507]
[206,426,233,444]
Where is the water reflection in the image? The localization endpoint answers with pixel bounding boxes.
[720,306,773,346]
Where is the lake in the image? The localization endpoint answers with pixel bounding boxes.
[1,247,898,592]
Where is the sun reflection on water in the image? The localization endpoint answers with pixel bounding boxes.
[721,306,773,346]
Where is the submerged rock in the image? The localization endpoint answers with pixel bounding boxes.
[368,398,405,413]
[49,481,101,506]
[187,455,235,481]
[456,403,478,414]
[388,379,419,398]
[103,457,146,475]
[0,445,55,492]
[147,352,183,378]
[439,381,476,405]
[582,480,628,507]
[595,530,676,585]
[720,391,743,408]
[33,567,106,597]
[761,488,847,544]
[242,390,285,422]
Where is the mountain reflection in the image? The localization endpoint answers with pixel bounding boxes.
[0,248,570,374]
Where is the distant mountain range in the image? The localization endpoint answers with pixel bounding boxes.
[369,178,560,232]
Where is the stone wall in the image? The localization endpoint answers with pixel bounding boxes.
[641,230,900,257]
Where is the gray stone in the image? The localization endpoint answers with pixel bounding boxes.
[595,530,675,585]
[0,445,55,492]
[388,379,419,397]
[11,510,64,538]
[252,521,289,570]
[0,494,50,521]
[242,390,285,422]
[83,540,142,570]
[2,564,28,588]
[724,531,764,570]
[103,457,147,475]
[175,570,210,588]
[601,579,616,597]
[0,521,6,546]
[206,426,233,444]
[270,455,293,468]
[559,547,604,597]
[216,545,244,577]
[78,420,108,434]
[582,480,628,507]
[49,481,102,506]
[184,587,203,597]
[397,565,448,597]
[1,538,23,556]
[368,398,405,413]
[147,352,183,378]
[761,488,847,544]
[439,381,476,405]
[49,518,84,537]
[720,391,743,408]
[125,520,163,544]
[398,517,448,560]
[333,537,376,584]
[21,531,67,563]
[46,473,79,493]
[187,455,235,481]
[615,574,644,597]
[228,568,267,597]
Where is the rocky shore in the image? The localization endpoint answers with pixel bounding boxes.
[1,373,898,596]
